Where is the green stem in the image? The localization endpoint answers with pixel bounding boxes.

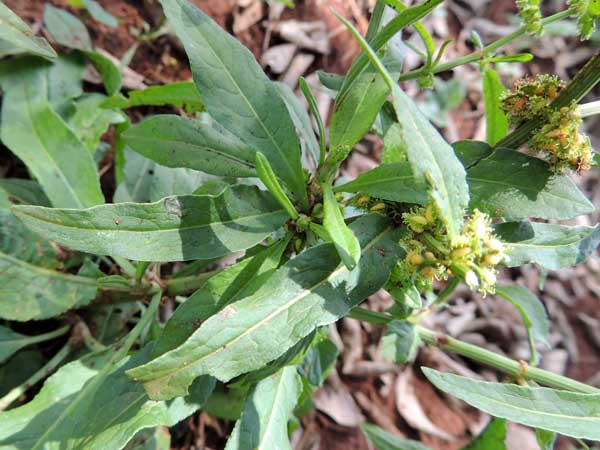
[20,325,71,347]
[348,307,598,394]
[0,338,74,411]
[398,8,577,82]
[164,270,217,296]
[579,100,600,118]
[435,276,459,304]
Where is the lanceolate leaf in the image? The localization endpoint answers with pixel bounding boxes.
[482,67,508,146]
[0,326,68,364]
[100,81,203,113]
[0,253,98,321]
[494,221,600,270]
[0,59,104,208]
[495,284,550,347]
[333,162,428,204]
[224,366,302,450]
[0,2,57,59]
[153,238,289,357]
[122,115,256,178]
[160,0,307,208]
[127,214,404,400]
[322,185,360,270]
[423,368,600,440]
[0,179,50,207]
[44,4,92,50]
[13,186,289,262]
[461,418,506,450]
[0,346,215,450]
[338,14,468,239]
[362,423,433,450]
[466,148,593,220]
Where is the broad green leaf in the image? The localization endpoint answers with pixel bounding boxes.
[466,148,593,220]
[101,82,203,113]
[122,115,256,177]
[0,59,104,208]
[83,0,118,27]
[160,0,307,208]
[339,16,468,239]
[148,165,214,201]
[275,82,320,166]
[0,253,99,321]
[322,185,360,269]
[452,140,493,168]
[380,123,407,164]
[495,284,550,347]
[0,346,215,450]
[423,368,600,440]
[334,162,428,204]
[362,423,432,450]
[0,179,50,207]
[329,68,391,156]
[382,320,420,364]
[0,326,67,363]
[65,93,126,151]
[0,3,56,59]
[14,186,288,262]
[153,239,289,357]
[44,4,92,50]
[113,149,156,203]
[126,214,404,399]
[535,429,556,450]
[47,53,86,115]
[494,221,600,270]
[482,67,508,145]
[224,366,301,450]
[461,418,506,450]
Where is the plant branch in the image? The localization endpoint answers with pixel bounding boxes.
[0,338,75,411]
[398,8,577,82]
[348,307,599,394]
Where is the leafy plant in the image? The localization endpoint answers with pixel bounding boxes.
[0,1,599,449]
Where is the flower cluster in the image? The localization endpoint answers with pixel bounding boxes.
[500,75,565,126]
[568,0,600,40]
[389,204,509,296]
[529,103,593,172]
[500,75,593,172]
[517,0,543,35]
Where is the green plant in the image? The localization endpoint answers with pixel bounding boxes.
[0,0,599,449]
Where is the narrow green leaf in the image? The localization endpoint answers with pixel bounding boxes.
[467,148,593,220]
[0,252,98,321]
[13,186,288,262]
[482,68,508,145]
[44,4,92,50]
[160,0,307,208]
[423,368,600,440]
[461,418,506,450]
[84,50,122,95]
[488,53,533,63]
[495,284,550,347]
[535,429,556,450]
[224,366,301,450]
[100,82,203,113]
[0,179,50,207]
[0,3,56,59]
[298,337,339,387]
[126,214,404,400]
[0,326,68,364]
[322,185,360,269]
[337,13,468,239]
[299,77,326,166]
[122,115,256,178]
[65,93,127,151]
[362,423,433,450]
[495,221,600,270]
[275,82,320,167]
[0,59,104,208]
[255,152,298,220]
[318,70,344,91]
[83,0,118,27]
[0,346,215,450]
[153,239,289,357]
[382,320,420,364]
[333,162,428,204]
[0,350,46,397]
